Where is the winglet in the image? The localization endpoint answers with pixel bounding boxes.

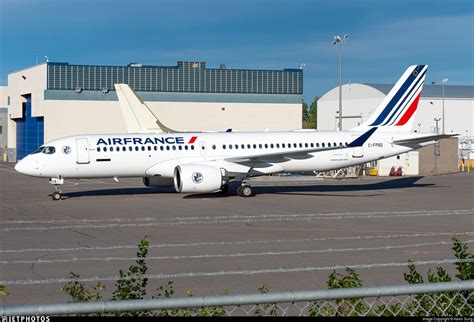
[348,127,378,147]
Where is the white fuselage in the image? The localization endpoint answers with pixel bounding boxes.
[15,130,420,180]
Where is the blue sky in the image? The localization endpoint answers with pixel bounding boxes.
[0,0,473,102]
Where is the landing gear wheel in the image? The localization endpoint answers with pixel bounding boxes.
[220,183,229,194]
[237,185,253,197]
[51,191,62,201]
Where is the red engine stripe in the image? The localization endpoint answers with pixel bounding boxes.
[188,136,198,144]
[396,92,421,126]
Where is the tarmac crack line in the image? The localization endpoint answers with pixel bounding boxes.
[1,240,471,265]
[1,232,472,254]
[1,209,473,232]
[2,258,473,285]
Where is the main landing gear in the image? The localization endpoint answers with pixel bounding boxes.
[237,184,253,197]
[49,177,64,201]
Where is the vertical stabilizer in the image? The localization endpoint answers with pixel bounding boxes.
[354,65,427,132]
[114,84,176,133]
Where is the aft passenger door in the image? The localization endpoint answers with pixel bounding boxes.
[76,138,90,164]
[351,134,364,158]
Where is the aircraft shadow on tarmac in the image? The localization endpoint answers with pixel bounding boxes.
[61,176,435,199]
[184,175,435,199]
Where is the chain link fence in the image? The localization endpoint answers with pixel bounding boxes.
[2,280,473,316]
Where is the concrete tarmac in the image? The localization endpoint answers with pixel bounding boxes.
[0,163,472,306]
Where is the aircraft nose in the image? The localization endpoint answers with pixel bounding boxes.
[15,159,27,174]
[15,158,38,176]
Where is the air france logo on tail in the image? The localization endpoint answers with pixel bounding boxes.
[370,65,427,127]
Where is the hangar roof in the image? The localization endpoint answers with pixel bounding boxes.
[365,84,474,99]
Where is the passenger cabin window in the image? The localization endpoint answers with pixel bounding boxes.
[97,147,101,152]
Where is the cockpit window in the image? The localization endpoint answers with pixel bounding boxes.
[31,146,45,154]
[42,146,56,154]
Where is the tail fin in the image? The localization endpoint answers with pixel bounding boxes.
[355,65,427,132]
[114,84,177,133]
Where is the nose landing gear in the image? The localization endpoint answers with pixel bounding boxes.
[49,177,64,201]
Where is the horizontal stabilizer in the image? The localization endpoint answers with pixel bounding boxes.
[393,134,458,145]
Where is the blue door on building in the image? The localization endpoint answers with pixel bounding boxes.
[16,95,44,160]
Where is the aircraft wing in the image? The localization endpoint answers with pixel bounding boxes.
[114,84,177,133]
[392,133,458,145]
[225,127,377,163]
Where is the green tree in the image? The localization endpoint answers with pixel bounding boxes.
[308,96,318,129]
[302,101,309,127]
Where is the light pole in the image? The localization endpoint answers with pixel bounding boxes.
[441,78,448,134]
[333,34,349,131]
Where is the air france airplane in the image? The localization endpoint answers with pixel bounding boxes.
[15,65,455,200]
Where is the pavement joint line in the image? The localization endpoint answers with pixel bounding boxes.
[1,209,471,226]
[1,240,471,265]
[1,232,472,254]
[2,209,472,232]
[2,258,473,285]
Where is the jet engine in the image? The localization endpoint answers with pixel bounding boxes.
[174,164,225,193]
[142,177,174,187]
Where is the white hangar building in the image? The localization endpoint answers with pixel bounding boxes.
[318,83,473,175]
[0,61,303,161]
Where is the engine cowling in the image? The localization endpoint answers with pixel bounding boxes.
[174,164,224,193]
[142,177,174,187]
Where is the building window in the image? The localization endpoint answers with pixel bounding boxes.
[7,96,10,105]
